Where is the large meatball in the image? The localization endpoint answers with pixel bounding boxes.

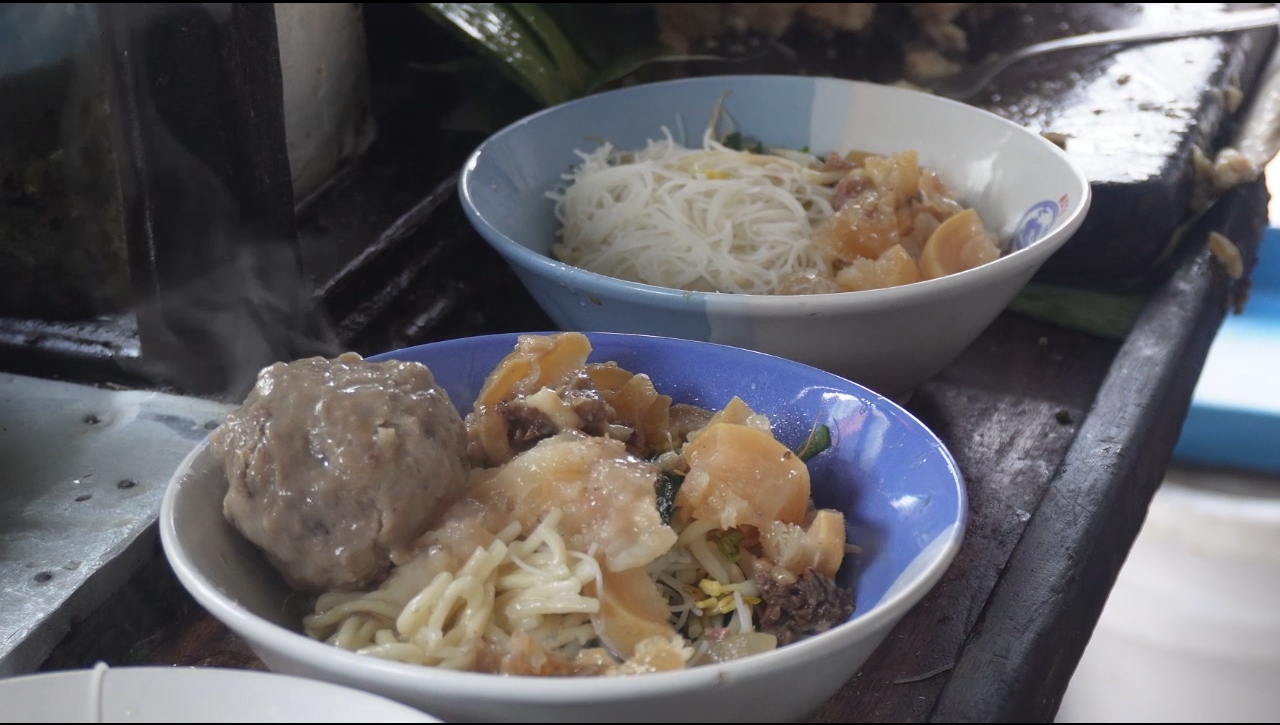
[210,352,469,593]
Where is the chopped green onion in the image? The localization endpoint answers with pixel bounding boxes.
[716,530,744,563]
[723,131,743,150]
[796,423,832,462]
[655,471,684,525]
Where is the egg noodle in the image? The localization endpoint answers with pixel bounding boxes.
[548,125,839,295]
[306,508,766,672]
[305,510,608,670]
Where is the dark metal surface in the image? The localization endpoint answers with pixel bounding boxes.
[0,312,145,385]
[0,373,231,676]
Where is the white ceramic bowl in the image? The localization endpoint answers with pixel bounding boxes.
[160,333,967,723]
[0,665,440,723]
[459,75,1091,396]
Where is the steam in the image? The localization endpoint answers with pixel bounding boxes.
[127,238,341,401]
[99,3,341,399]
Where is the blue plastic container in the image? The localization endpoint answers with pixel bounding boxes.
[1172,229,1280,474]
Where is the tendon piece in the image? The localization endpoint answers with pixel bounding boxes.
[211,352,470,593]
[676,423,810,529]
[835,244,923,291]
[484,630,574,676]
[585,361,636,392]
[918,207,1000,279]
[467,332,594,467]
[777,270,846,295]
[831,172,870,210]
[694,631,779,664]
[760,510,848,578]
[476,332,594,409]
[915,168,966,223]
[466,432,678,573]
[666,402,717,446]
[865,150,921,207]
[611,635,695,674]
[588,567,679,659]
[691,396,773,441]
[812,187,901,263]
[596,372,674,455]
[812,152,920,264]
[899,210,943,260]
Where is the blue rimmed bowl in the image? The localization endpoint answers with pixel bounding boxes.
[161,332,966,723]
[459,74,1091,397]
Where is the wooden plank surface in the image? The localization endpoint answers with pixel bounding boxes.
[809,318,1118,722]
[929,176,1268,723]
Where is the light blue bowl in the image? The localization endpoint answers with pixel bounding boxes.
[161,332,967,722]
[459,75,1091,396]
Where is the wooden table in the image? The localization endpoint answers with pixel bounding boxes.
[24,5,1279,722]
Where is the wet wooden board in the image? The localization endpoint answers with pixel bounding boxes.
[971,3,1275,284]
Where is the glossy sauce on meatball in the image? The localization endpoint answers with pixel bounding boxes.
[210,352,469,593]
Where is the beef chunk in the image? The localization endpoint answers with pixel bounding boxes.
[498,399,558,451]
[557,372,612,437]
[755,568,856,646]
[497,370,615,454]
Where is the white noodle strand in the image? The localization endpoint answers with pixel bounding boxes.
[549,127,833,295]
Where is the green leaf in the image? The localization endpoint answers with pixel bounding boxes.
[508,3,591,91]
[1006,283,1148,341]
[723,131,743,151]
[415,3,577,106]
[715,530,744,563]
[414,4,729,110]
[796,423,832,462]
[655,471,684,526]
[539,2,650,69]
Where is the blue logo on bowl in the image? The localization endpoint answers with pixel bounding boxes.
[1012,200,1061,251]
